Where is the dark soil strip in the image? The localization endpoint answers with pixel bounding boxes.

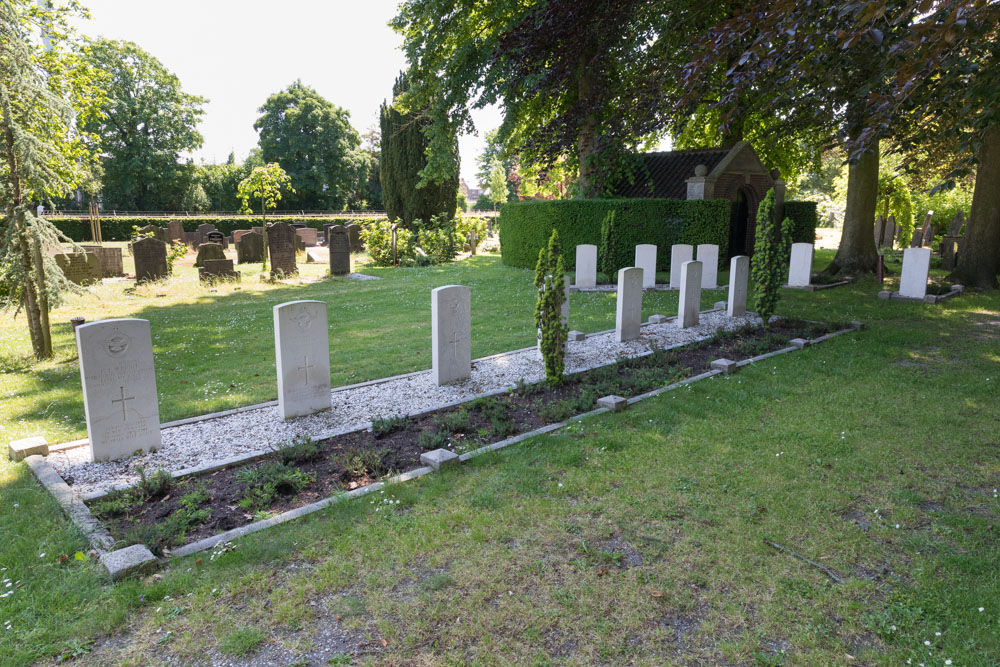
[89,319,839,554]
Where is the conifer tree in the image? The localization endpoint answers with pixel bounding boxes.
[535,230,568,385]
[750,189,793,326]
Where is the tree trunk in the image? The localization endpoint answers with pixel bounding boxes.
[575,50,600,198]
[825,140,880,277]
[949,124,1000,289]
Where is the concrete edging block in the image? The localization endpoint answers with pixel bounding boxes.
[8,436,48,461]
[101,544,159,581]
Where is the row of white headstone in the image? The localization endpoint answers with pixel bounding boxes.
[574,243,721,290]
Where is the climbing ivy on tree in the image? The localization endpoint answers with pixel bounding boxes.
[750,189,793,325]
[598,210,620,280]
[535,230,568,385]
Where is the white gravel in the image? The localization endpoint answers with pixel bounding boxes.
[50,309,760,496]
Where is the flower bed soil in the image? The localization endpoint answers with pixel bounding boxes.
[90,318,839,554]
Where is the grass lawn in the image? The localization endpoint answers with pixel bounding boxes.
[1,249,998,665]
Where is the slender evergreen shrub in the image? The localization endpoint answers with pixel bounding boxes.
[535,230,568,385]
[751,189,794,325]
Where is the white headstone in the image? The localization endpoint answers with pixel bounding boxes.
[635,244,657,288]
[727,255,750,317]
[696,244,719,289]
[677,261,703,329]
[787,243,814,287]
[615,267,643,342]
[669,244,693,289]
[899,247,931,299]
[76,319,161,462]
[273,300,332,420]
[432,285,471,385]
[575,244,597,288]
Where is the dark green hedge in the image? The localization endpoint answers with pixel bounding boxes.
[499,199,730,271]
[47,216,384,242]
[783,201,818,244]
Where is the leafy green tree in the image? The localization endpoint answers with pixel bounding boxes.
[535,230,567,385]
[81,38,206,210]
[750,190,793,325]
[487,161,508,215]
[476,129,514,200]
[238,163,293,270]
[254,81,366,211]
[379,73,458,228]
[1,0,102,359]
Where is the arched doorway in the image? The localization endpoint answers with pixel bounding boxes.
[728,188,752,257]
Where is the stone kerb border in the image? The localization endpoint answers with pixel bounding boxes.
[783,277,855,292]
[878,284,964,304]
[570,284,727,293]
[27,317,863,577]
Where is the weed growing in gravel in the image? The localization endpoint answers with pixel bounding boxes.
[371,414,410,438]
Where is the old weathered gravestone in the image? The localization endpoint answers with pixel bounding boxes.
[55,252,102,285]
[133,237,168,282]
[787,243,814,287]
[669,244,693,289]
[197,223,218,242]
[947,210,965,237]
[346,223,362,252]
[183,231,200,248]
[76,318,161,461]
[727,255,749,318]
[677,260,703,329]
[81,246,124,278]
[615,267,643,342]
[941,211,964,269]
[166,220,184,243]
[431,285,471,386]
[880,215,896,249]
[236,231,264,264]
[328,225,351,275]
[295,227,318,247]
[198,259,240,282]
[268,222,298,277]
[696,243,720,289]
[194,242,225,268]
[635,244,657,289]
[232,229,251,244]
[274,300,332,419]
[575,244,597,288]
[138,225,168,243]
[206,230,226,248]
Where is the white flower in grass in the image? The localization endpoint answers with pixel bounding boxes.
[945,660,952,665]
[925,640,931,646]
[935,632,941,636]
[979,607,985,612]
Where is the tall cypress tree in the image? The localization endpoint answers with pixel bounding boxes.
[379,73,458,228]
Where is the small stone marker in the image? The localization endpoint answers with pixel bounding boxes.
[295,227,318,247]
[420,448,460,470]
[306,247,329,263]
[268,222,298,277]
[7,435,48,462]
[81,245,124,277]
[198,259,239,282]
[194,242,225,267]
[273,300,332,420]
[101,544,159,582]
[648,314,668,324]
[789,338,810,349]
[710,358,738,374]
[696,244,720,289]
[615,267,643,342]
[727,255,750,317]
[635,244,657,288]
[346,223,362,252]
[677,260,703,329]
[328,225,351,275]
[899,247,931,299]
[236,231,264,264]
[166,220,184,243]
[597,395,627,412]
[431,285,472,386]
[787,243,814,287]
[132,237,168,282]
[669,244,693,289]
[567,330,585,342]
[55,252,101,285]
[76,318,161,461]
[575,244,597,288]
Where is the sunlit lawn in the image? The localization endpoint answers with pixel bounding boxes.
[2,247,997,665]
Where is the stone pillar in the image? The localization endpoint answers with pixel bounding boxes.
[575,244,597,288]
[432,285,471,385]
[677,261,703,329]
[273,301,332,420]
[685,164,711,200]
[669,244,694,289]
[727,255,749,318]
[634,244,657,288]
[615,267,643,342]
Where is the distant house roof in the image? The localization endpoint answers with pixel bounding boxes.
[612,147,732,199]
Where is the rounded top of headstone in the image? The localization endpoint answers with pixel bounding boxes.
[694,164,708,177]
[770,168,781,180]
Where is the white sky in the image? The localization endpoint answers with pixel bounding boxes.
[75,0,502,187]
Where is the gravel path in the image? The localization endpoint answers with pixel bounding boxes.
[50,310,759,495]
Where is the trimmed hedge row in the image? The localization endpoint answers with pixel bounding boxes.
[783,201,818,244]
[47,216,384,242]
[498,199,731,271]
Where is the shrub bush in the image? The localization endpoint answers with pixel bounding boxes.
[499,198,730,271]
[47,216,386,242]
[751,190,794,325]
[783,201,819,244]
[535,230,568,385]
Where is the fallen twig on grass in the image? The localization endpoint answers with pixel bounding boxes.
[764,538,846,584]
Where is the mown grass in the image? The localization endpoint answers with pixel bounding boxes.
[1,248,997,665]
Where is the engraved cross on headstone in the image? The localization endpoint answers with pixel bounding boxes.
[448,330,462,359]
[298,355,314,385]
[111,385,135,421]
